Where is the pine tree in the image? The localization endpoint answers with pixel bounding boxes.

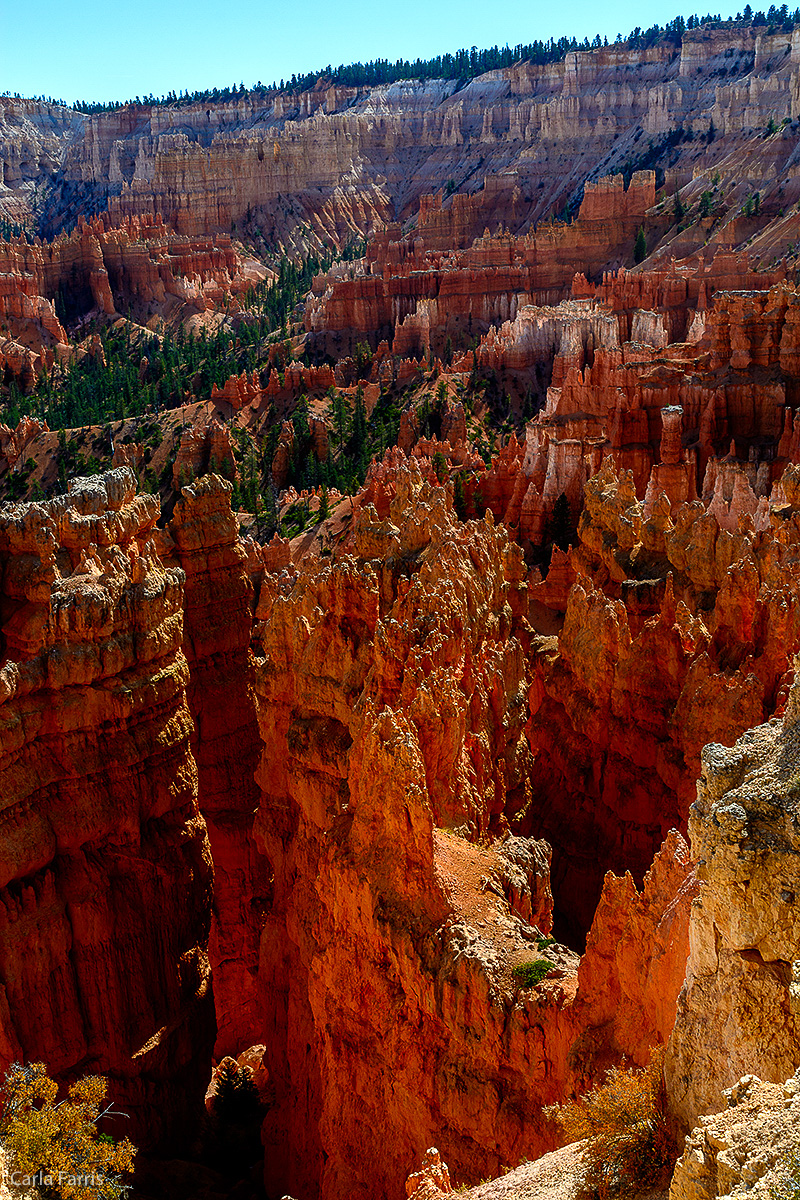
[547,492,573,552]
[352,384,367,470]
[205,1058,263,1179]
[331,388,348,446]
[212,1059,260,1124]
[673,187,686,226]
[419,394,431,437]
[453,472,468,521]
[634,227,647,263]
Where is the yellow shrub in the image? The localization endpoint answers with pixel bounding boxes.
[546,1046,675,1198]
[771,1149,800,1199]
[0,1062,136,1199]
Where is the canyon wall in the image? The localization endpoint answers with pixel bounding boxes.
[162,475,269,1058]
[0,468,215,1147]
[5,25,800,251]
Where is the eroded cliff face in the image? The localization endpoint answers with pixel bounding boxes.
[667,672,800,1130]
[0,468,215,1147]
[6,25,800,254]
[161,475,269,1058]
[524,446,800,935]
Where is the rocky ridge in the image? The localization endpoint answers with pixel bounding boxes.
[6,24,800,261]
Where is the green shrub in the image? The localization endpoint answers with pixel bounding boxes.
[513,960,554,987]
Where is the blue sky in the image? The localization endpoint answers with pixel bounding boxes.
[2,0,737,104]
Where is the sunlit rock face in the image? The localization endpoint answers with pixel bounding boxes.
[668,670,800,1131]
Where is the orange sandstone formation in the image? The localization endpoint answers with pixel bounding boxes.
[306,173,655,358]
[0,469,214,1146]
[162,475,268,1057]
[250,462,697,1199]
